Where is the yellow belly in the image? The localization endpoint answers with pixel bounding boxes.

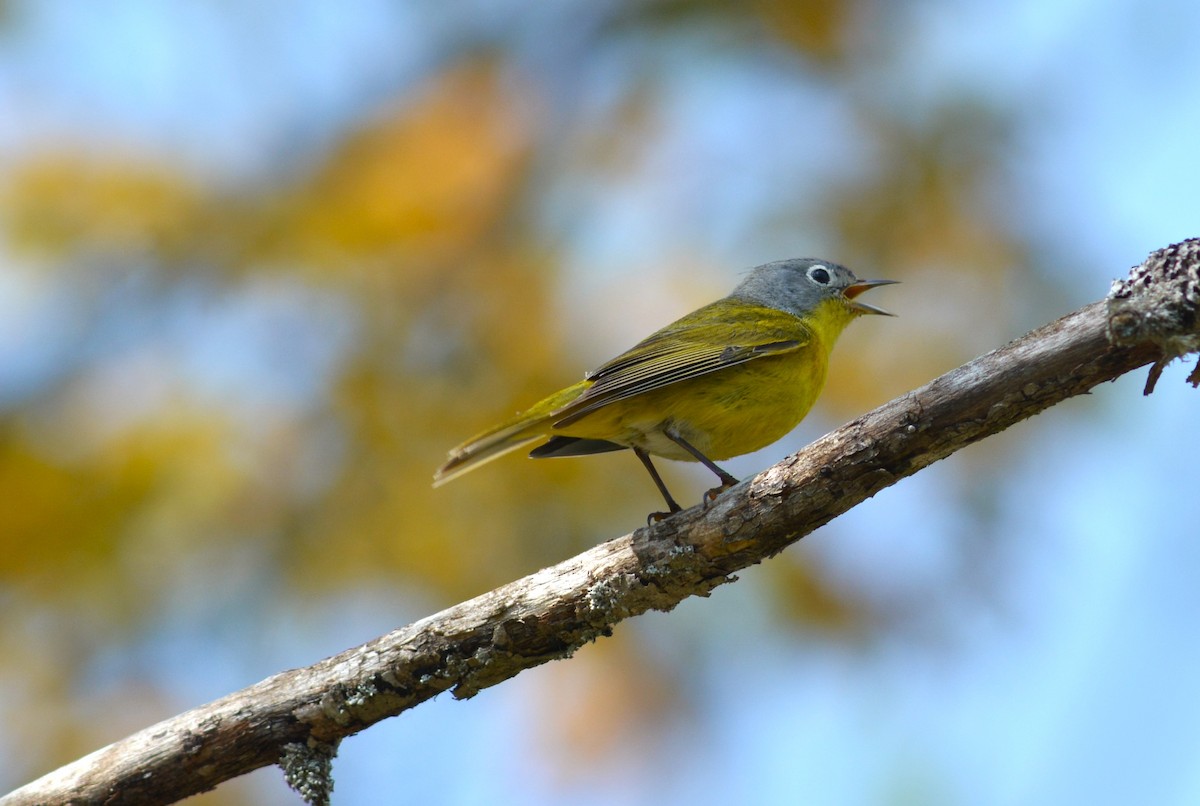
[552,346,829,462]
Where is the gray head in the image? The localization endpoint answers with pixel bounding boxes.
[730,258,896,319]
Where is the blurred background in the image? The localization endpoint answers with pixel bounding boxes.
[1,1,1199,804]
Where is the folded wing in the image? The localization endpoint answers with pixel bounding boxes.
[552,300,811,428]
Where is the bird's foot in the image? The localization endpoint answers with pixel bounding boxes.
[646,508,681,526]
[702,481,737,507]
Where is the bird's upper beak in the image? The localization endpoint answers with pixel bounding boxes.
[843,279,898,316]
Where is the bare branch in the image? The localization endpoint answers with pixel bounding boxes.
[5,240,1197,806]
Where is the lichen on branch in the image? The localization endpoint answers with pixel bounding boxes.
[1107,238,1200,393]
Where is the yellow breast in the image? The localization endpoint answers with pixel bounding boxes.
[549,296,856,462]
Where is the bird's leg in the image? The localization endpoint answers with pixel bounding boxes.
[664,431,739,504]
[634,447,683,524]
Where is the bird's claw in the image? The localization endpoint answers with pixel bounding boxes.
[702,483,735,507]
[646,509,679,525]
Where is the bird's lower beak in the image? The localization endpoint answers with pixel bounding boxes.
[844,279,898,316]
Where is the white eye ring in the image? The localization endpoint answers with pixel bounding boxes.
[807,265,831,285]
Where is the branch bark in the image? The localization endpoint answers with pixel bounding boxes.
[5,240,1198,806]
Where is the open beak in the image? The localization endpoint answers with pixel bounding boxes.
[843,279,898,316]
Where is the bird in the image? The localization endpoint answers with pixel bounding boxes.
[434,258,895,520]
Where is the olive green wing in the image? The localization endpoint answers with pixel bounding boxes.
[552,299,811,428]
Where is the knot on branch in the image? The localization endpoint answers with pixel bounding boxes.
[1106,238,1200,394]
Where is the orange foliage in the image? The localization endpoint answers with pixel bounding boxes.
[291,61,535,264]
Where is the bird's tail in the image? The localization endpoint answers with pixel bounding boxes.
[432,380,588,486]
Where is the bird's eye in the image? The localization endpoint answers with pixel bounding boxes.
[807,265,831,285]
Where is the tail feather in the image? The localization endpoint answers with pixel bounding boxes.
[433,380,590,486]
[432,422,546,486]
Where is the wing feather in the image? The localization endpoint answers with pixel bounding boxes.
[553,300,811,428]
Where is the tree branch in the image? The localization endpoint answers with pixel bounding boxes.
[5,240,1197,806]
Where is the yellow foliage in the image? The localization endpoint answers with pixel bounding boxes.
[1,156,203,261]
